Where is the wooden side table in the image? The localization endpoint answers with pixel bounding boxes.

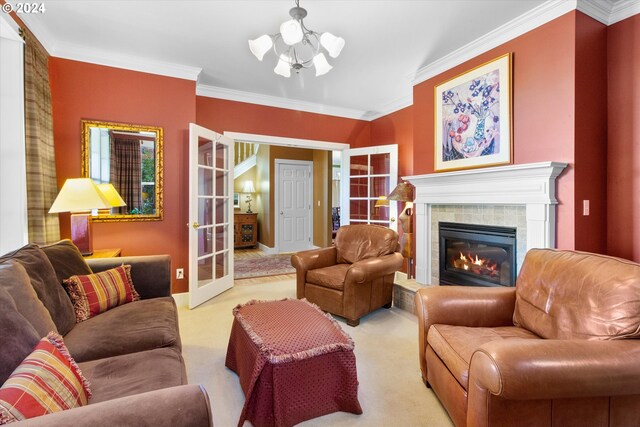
[234,213,258,248]
[84,248,122,259]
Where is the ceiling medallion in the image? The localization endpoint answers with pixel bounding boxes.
[248,0,345,77]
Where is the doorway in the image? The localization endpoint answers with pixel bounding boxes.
[275,159,313,253]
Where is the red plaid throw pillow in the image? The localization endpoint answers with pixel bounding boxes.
[0,332,91,424]
[63,265,140,322]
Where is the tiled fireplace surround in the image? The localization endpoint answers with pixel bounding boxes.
[393,162,567,313]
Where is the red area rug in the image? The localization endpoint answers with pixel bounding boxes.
[235,254,295,279]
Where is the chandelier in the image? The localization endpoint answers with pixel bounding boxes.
[248,0,345,77]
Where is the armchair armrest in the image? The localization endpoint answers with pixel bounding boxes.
[291,246,337,298]
[471,339,640,400]
[347,252,403,284]
[18,384,212,427]
[414,286,516,383]
[86,255,171,299]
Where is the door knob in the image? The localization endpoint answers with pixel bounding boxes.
[390,217,396,223]
[192,222,200,229]
[280,211,284,215]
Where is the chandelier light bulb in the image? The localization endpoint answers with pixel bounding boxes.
[280,19,303,45]
[313,53,332,76]
[274,55,292,78]
[248,35,273,61]
[320,32,345,58]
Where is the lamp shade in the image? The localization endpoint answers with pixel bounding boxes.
[274,55,292,77]
[49,178,112,213]
[387,181,414,202]
[242,180,256,193]
[313,53,332,76]
[320,32,345,58]
[97,183,126,207]
[248,35,273,61]
[280,19,303,45]
[374,196,389,208]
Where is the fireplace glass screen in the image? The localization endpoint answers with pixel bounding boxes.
[439,222,516,287]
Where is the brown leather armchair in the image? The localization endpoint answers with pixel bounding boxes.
[415,249,640,427]
[291,224,403,326]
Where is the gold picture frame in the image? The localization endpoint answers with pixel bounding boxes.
[434,53,513,172]
[81,120,164,222]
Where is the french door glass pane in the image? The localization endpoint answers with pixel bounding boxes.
[350,155,368,175]
[197,256,213,288]
[370,176,389,198]
[370,153,390,174]
[198,198,213,226]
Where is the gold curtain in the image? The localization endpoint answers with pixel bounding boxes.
[23,32,60,244]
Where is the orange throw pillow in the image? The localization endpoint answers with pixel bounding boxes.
[63,265,140,323]
[0,332,91,424]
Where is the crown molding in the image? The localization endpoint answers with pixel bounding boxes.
[413,0,577,86]
[608,0,640,24]
[196,84,369,121]
[16,13,201,80]
[363,95,413,121]
[577,0,613,24]
[52,42,202,81]
[0,13,22,42]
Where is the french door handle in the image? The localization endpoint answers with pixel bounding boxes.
[192,222,200,229]
[390,217,396,222]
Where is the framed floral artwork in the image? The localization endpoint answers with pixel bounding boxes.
[435,53,512,172]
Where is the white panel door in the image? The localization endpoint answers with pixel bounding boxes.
[188,124,234,309]
[340,144,398,231]
[276,160,312,253]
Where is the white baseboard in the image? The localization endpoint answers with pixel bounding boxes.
[258,243,277,255]
[172,292,189,308]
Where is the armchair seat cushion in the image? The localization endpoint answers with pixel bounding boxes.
[428,324,540,389]
[63,297,181,363]
[306,264,350,291]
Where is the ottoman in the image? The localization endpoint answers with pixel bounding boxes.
[225,298,362,427]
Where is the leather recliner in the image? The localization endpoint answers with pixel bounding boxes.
[415,248,640,427]
[291,224,403,326]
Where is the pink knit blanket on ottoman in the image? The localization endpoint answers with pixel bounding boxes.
[225,298,362,427]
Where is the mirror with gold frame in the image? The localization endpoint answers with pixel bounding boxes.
[81,120,163,222]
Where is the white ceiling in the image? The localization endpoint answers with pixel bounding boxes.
[12,0,634,119]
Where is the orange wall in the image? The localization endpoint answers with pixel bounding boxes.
[413,12,583,250]
[370,106,414,177]
[607,13,640,262]
[49,58,196,293]
[196,97,371,146]
[574,12,608,253]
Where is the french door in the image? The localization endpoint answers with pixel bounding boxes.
[188,124,234,309]
[341,145,398,231]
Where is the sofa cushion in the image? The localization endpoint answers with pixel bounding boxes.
[306,264,350,291]
[63,265,140,323]
[514,249,640,340]
[40,239,93,286]
[0,260,57,337]
[428,324,539,389]
[0,244,76,335]
[78,347,187,404]
[63,297,181,363]
[0,287,41,385]
[335,224,398,264]
[0,332,91,423]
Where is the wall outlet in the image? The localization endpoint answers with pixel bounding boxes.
[583,200,590,216]
[176,268,184,279]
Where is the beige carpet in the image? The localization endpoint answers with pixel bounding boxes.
[177,278,454,427]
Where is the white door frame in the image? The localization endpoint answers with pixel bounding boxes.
[274,159,313,253]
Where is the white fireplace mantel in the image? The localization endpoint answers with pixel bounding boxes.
[404,161,568,284]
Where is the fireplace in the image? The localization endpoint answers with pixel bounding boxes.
[439,222,516,287]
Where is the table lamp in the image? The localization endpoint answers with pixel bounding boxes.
[49,178,112,256]
[242,180,256,213]
[388,181,415,279]
[96,183,126,215]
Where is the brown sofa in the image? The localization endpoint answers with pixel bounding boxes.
[0,241,213,426]
[291,224,403,326]
[414,248,640,427]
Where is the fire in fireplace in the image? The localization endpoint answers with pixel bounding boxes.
[439,222,516,287]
